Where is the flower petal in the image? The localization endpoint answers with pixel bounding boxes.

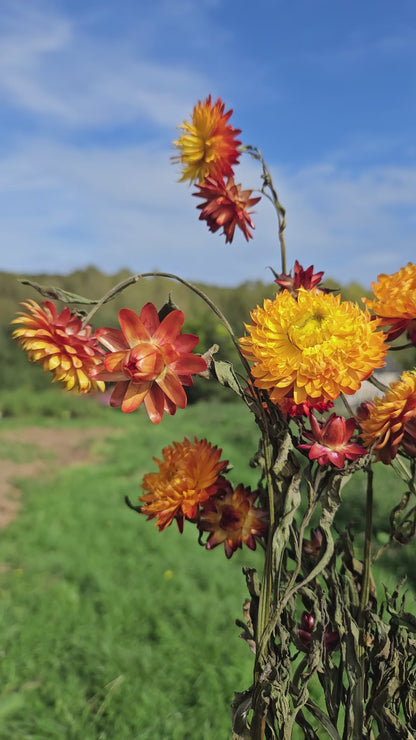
[157,371,187,408]
[96,327,127,352]
[153,310,185,344]
[140,303,160,335]
[119,308,150,347]
[144,384,165,423]
[121,381,151,413]
[172,354,207,375]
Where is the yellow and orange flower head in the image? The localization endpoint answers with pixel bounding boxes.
[140,438,228,532]
[358,370,416,464]
[91,303,207,424]
[239,288,387,406]
[199,480,268,559]
[173,95,241,183]
[11,300,105,393]
[363,262,416,345]
[193,175,261,243]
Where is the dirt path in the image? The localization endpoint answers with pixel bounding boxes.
[0,426,117,528]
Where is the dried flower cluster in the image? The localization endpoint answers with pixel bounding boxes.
[11,93,416,740]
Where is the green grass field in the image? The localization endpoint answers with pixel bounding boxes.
[0,390,414,739]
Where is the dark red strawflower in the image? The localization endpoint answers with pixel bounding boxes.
[298,413,367,469]
[302,528,324,560]
[298,611,339,652]
[278,396,334,419]
[193,174,261,243]
[199,479,268,559]
[274,260,326,296]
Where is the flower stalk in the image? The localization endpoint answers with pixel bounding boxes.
[241,144,287,275]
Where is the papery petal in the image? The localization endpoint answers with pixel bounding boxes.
[119,308,150,346]
[157,371,187,408]
[144,384,165,423]
[121,381,151,413]
[96,327,127,352]
[173,334,200,353]
[172,354,207,375]
[139,302,160,335]
[109,381,129,408]
[153,310,185,344]
[104,350,128,373]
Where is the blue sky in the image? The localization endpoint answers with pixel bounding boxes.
[1,0,415,287]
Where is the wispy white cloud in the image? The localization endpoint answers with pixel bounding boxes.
[0,0,414,289]
[1,134,415,286]
[0,1,210,129]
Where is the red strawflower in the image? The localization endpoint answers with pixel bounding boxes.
[302,528,324,560]
[199,479,268,559]
[298,413,367,469]
[274,260,326,296]
[91,303,207,423]
[298,612,339,652]
[278,397,334,419]
[193,174,261,243]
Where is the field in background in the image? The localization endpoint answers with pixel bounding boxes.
[0,391,414,739]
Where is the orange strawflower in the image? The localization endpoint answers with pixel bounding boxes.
[173,95,241,183]
[363,262,416,344]
[240,288,386,405]
[359,370,416,464]
[140,438,228,532]
[91,303,207,424]
[199,480,268,559]
[193,174,261,243]
[11,300,105,393]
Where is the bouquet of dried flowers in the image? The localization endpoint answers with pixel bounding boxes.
[13,96,416,740]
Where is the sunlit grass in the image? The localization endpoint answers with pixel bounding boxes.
[0,392,413,738]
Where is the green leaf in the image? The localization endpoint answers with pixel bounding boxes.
[305,700,342,740]
[210,359,244,397]
[19,279,100,305]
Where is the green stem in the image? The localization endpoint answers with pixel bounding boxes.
[367,375,389,393]
[353,467,373,740]
[388,342,415,351]
[242,145,287,275]
[250,418,275,740]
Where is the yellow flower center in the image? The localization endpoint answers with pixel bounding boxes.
[289,311,330,350]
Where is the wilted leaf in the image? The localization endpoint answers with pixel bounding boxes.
[19,279,100,305]
[210,358,244,397]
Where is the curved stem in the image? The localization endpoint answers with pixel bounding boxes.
[81,270,254,377]
[389,342,415,351]
[242,145,287,274]
[367,375,390,393]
